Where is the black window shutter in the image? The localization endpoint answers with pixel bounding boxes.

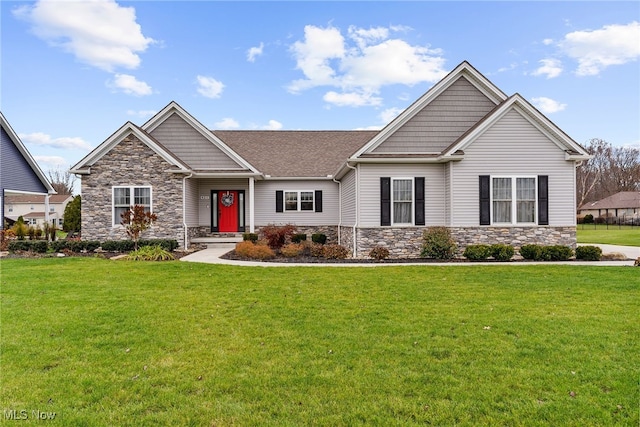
[479,175,490,225]
[415,177,425,226]
[380,177,391,226]
[315,190,323,212]
[276,190,283,213]
[538,175,549,225]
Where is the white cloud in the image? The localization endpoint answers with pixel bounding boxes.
[19,132,93,151]
[261,120,283,130]
[215,118,240,129]
[109,74,152,96]
[127,109,157,118]
[247,42,264,62]
[380,107,403,124]
[196,75,224,98]
[542,38,554,46]
[559,21,640,76]
[531,58,563,79]
[14,0,154,72]
[531,97,567,114]
[35,155,68,169]
[288,24,447,107]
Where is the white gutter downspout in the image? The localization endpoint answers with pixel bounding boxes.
[249,177,255,233]
[182,173,193,250]
[332,176,342,244]
[345,162,359,258]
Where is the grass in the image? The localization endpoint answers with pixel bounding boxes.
[1,258,638,426]
[577,224,640,246]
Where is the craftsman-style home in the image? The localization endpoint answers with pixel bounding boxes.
[71,61,591,258]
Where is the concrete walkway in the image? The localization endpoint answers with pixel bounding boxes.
[180,243,637,267]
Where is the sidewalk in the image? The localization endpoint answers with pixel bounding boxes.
[180,243,637,267]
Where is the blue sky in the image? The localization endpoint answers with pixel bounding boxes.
[2,1,639,182]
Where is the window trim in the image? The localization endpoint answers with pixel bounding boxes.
[391,177,414,226]
[112,185,153,226]
[283,190,315,212]
[490,176,537,225]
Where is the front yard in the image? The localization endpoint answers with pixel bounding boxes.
[1,259,638,426]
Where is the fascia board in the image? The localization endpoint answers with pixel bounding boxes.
[142,101,261,174]
[351,61,508,159]
[1,112,56,194]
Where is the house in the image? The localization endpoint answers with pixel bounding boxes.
[1,112,56,227]
[578,191,640,223]
[4,194,74,227]
[70,61,591,258]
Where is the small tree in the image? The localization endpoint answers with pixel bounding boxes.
[120,205,158,250]
[63,195,81,232]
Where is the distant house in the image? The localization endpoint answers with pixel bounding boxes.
[578,191,640,222]
[4,194,73,227]
[71,61,591,258]
[1,112,56,227]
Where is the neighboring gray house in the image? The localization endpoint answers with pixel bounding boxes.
[578,191,640,222]
[1,112,56,226]
[70,61,591,258]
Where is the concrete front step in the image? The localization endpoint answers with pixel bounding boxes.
[191,235,243,244]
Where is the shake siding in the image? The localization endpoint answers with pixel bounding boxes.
[372,77,497,154]
[358,163,446,227]
[341,169,356,226]
[451,108,577,226]
[196,178,249,226]
[150,113,243,170]
[254,180,339,226]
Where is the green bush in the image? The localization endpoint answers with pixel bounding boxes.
[311,233,327,245]
[101,240,135,252]
[369,246,390,260]
[543,245,573,261]
[322,244,349,260]
[291,233,307,243]
[491,244,515,261]
[125,245,175,261]
[8,240,48,253]
[100,239,177,252]
[242,233,258,242]
[519,244,543,260]
[463,244,492,261]
[421,227,457,260]
[575,245,602,261]
[582,214,594,224]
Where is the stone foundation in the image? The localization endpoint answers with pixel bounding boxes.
[353,226,577,259]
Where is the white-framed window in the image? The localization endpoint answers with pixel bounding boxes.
[492,176,536,224]
[112,186,152,226]
[392,178,413,225]
[285,191,314,212]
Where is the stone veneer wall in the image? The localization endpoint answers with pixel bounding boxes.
[354,226,577,259]
[338,226,355,254]
[81,133,186,247]
[254,225,338,244]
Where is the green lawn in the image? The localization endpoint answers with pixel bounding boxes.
[1,258,638,426]
[577,224,640,246]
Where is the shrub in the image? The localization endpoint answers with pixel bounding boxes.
[235,241,256,258]
[101,240,135,252]
[311,233,327,245]
[8,240,48,253]
[280,243,303,258]
[583,214,594,224]
[0,229,16,251]
[261,224,297,249]
[291,233,307,243]
[491,244,514,261]
[234,241,275,260]
[463,244,492,261]
[575,245,602,261]
[138,239,179,251]
[309,242,325,257]
[519,244,543,260]
[421,227,457,260]
[12,222,27,240]
[125,245,175,261]
[322,244,349,260]
[542,245,573,261]
[242,233,258,242]
[369,246,390,261]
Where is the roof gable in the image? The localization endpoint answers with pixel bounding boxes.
[352,61,508,159]
[1,112,55,194]
[579,191,640,210]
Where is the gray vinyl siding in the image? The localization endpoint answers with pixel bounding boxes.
[1,127,48,194]
[340,169,356,226]
[372,77,497,154]
[451,108,577,226]
[184,177,199,226]
[444,162,452,225]
[196,178,250,226]
[254,180,339,226]
[358,163,446,227]
[150,113,244,170]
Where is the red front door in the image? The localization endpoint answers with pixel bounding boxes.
[218,190,238,232]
